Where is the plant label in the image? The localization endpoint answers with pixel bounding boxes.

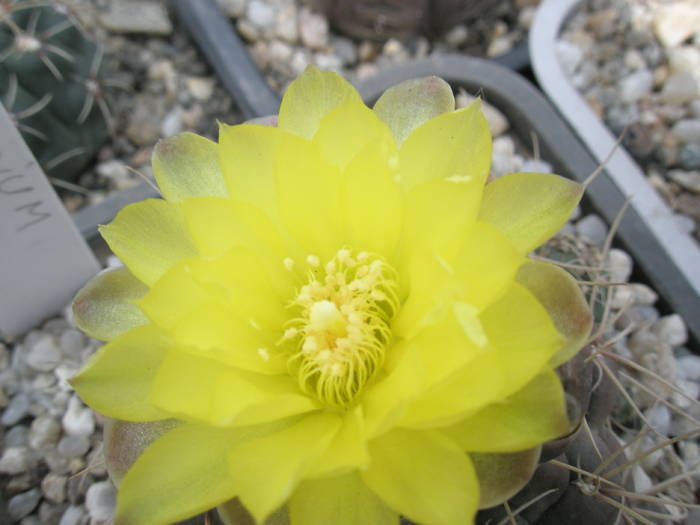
[0,105,100,341]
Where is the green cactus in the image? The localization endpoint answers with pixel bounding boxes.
[0,1,111,181]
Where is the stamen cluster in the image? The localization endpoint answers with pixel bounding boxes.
[284,249,399,407]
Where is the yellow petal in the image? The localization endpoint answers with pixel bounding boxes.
[137,260,213,330]
[516,260,593,367]
[306,407,369,479]
[396,100,491,188]
[171,302,287,375]
[152,132,227,202]
[453,222,524,311]
[314,98,395,170]
[181,196,289,261]
[479,172,583,254]
[188,248,290,331]
[72,266,148,341]
[149,350,314,427]
[100,199,197,285]
[400,351,503,429]
[278,66,362,140]
[229,413,341,523]
[470,448,542,509]
[341,140,403,260]
[70,325,169,421]
[275,133,343,260]
[394,221,521,338]
[373,76,455,145]
[218,123,287,218]
[361,428,479,525]
[480,282,564,397]
[362,342,421,439]
[117,421,287,525]
[290,472,398,525]
[444,369,570,453]
[395,178,484,330]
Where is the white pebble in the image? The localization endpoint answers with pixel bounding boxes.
[26,335,61,372]
[0,447,32,474]
[619,69,654,103]
[652,314,688,347]
[606,248,633,283]
[677,355,700,382]
[85,481,117,522]
[62,396,95,437]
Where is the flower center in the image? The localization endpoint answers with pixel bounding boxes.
[284,249,399,408]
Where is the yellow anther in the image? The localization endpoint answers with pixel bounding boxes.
[283,257,295,271]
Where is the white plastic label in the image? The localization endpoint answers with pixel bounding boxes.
[0,105,99,340]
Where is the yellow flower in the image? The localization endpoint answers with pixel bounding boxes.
[71,67,592,525]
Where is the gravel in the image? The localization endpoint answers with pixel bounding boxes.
[558,0,700,242]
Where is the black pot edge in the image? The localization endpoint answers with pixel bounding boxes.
[355,53,699,348]
[529,0,700,344]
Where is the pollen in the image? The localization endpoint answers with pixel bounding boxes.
[284,248,399,407]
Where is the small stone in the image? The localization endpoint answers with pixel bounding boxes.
[623,49,646,70]
[652,314,688,347]
[653,1,700,48]
[659,72,698,104]
[520,159,553,174]
[630,283,658,305]
[62,396,95,437]
[99,1,172,35]
[8,489,41,521]
[332,37,357,65]
[126,95,166,146]
[217,0,247,18]
[611,285,635,310]
[619,69,654,103]
[246,0,275,28]
[382,38,405,58]
[6,425,29,447]
[268,39,293,67]
[646,404,671,435]
[679,144,700,170]
[671,119,700,144]
[632,465,653,493]
[299,7,328,50]
[629,331,676,404]
[2,392,30,426]
[518,7,537,29]
[314,52,342,72]
[556,40,584,76]
[677,355,700,382]
[576,214,608,246]
[26,334,61,372]
[672,378,700,409]
[491,136,522,177]
[160,106,184,138]
[668,170,700,193]
[29,414,61,450]
[275,5,298,43]
[85,481,117,522]
[668,45,700,75]
[57,434,91,458]
[358,41,376,62]
[58,330,84,358]
[445,24,468,48]
[185,77,215,102]
[605,249,633,283]
[487,36,513,58]
[96,159,133,190]
[236,18,259,42]
[59,505,86,525]
[0,447,33,474]
[42,473,67,504]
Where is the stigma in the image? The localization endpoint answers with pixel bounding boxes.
[284,248,399,407]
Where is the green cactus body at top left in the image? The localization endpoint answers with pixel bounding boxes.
[0,3,110,181]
